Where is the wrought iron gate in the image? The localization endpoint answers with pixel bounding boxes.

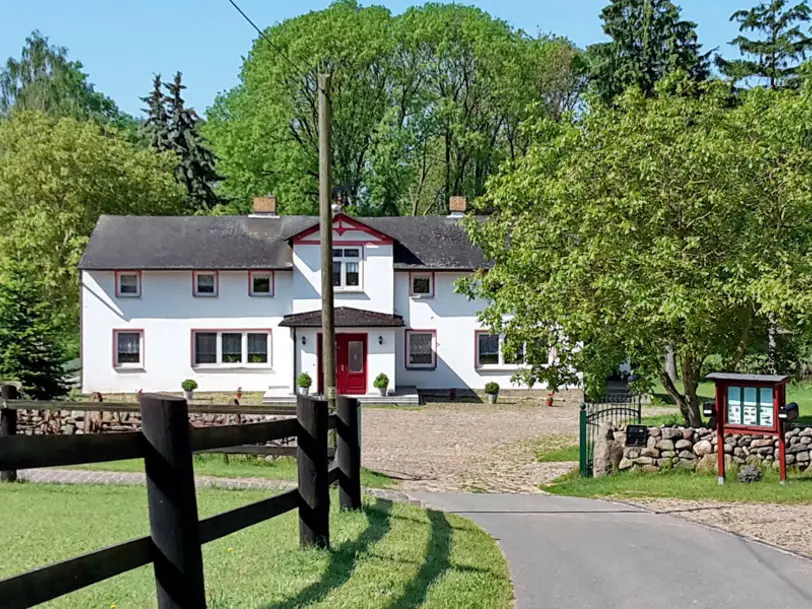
[579,395,642,477]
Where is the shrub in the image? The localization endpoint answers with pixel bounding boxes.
[297,372,312,388]
[485,382,500,395]
[181,379,198,392]
[373,373,389,389]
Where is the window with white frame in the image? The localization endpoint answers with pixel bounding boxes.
[114,330,143,368]
[476,332,525,368]
[410,273,433,297]
[406,331,436,368]
[192,331,271,366]
[116,272,140,297]
[249,271,274,296]
[332,248,361,290]
[193,271,218,296]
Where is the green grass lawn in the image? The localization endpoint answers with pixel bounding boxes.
[66,454,397,489]
[649,379,812,425]
[534,436,580,463]
[543,467,812,504]
[0,484,512,609]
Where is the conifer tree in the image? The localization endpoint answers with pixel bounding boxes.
[140,73,171,151]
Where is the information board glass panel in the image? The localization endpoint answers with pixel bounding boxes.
[727,386,742,425]
[759,387,774,428]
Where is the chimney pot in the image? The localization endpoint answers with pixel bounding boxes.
[448,195,467,217]
[252,195,277,216]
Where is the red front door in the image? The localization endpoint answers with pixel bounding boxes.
[317,333,367,395]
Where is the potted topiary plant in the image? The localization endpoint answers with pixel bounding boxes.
[485,382,500,404]
[297,372,312,396]
[181,379,198,401]
[374,373,389,397]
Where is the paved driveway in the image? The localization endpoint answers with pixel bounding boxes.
[411,492,812,609]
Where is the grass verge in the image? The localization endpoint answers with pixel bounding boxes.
[0,484,512,609]
[534,436,579,463]
[543,467,812,504]
[66,454,397,489]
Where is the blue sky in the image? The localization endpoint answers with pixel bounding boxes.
[2,1,745,117]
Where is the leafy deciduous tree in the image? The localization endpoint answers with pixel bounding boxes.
[461,79,812,425]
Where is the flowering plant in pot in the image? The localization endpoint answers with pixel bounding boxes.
[181,379,198,401]
[374,373,389,397]
[485,382,500,404]
[297,372,312,396]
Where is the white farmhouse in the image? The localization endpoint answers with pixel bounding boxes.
[79,196,544,402]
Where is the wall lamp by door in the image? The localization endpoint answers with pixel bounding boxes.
[301,336,307,346]
[378,335,383,346]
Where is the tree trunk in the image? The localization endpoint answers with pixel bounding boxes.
[664,345,678,384]
[680,355,703,427]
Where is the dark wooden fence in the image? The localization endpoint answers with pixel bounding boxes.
[0,389,362,609]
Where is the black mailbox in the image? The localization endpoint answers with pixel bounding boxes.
[779,402,799,422]
[625,424,648,447]
[702,401,716,417]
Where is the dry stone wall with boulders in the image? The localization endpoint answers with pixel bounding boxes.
[16,409,286,436]
[611,425,812,475]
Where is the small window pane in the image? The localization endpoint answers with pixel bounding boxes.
[343,248,360,258]
[196,274,216,294]
[247,333,268,363]
[412,275,431,295]
[222,333,242,363]
[409,333,434,366]
[348,341,364,372]
[119,274,139,294]
[194,333,217,364]
[332,249,343,258]
[332,261,342,286]
[116,332,141,364]
[345,262,359,287]
[252,274,271,294]
[478,334,499,365]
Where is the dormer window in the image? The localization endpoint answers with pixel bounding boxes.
[409,272,434,298]
[115,271,141,298]
[249,271,274,297]
[193,271,218,297]
[332,248,361,291]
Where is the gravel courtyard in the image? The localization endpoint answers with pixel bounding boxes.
[360,392,585,493]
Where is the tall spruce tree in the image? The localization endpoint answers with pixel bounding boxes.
[164,72,221,211]
[139,74,171,151]
[0,256,67,399]
[588,0,711,103]
[718,0,812,89]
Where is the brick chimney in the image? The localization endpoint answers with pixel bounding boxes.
[251,195,277,217]
[448,195,467,218]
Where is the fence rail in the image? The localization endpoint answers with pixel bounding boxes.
[0,387,362,609]
[579,394,643,477]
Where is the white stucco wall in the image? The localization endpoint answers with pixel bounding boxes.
[81,270,293,393]
[394,272,541,391]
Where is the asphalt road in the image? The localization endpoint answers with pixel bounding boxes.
[410,492,812,609]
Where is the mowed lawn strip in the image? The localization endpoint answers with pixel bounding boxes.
[0,484,511,609]
[64,454,397,489]
[543,468,812,504]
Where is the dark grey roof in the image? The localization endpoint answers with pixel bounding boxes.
[279,307,404,328]
[705,373,790,384]
[78,214,488,271]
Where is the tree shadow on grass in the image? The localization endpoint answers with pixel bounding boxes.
[264,498,393,609]
[384,509,452,609]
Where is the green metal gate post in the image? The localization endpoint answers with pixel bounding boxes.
[579,403,587,477]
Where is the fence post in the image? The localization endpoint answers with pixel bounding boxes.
[1,385,19,482]
[140,394,207,609]
[579,403,587,478]
[336,396,362,510]
[297,393,329,549]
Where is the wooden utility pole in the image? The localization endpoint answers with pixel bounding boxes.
[319,73,336,411]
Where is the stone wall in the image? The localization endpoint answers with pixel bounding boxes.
[16,409,286,436]
[614,425,812,474]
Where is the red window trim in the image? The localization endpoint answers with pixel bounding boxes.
[405,329,437,370]
[112,329,145,369]
[474,330,500,369]
[248,270,275,297]
[193,270,219,297]
[408,271,435,298]
[115,270,142,298]
[189,328,273,368]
